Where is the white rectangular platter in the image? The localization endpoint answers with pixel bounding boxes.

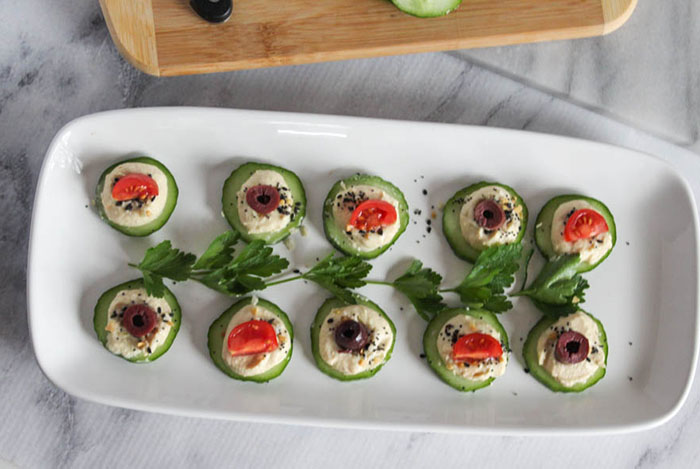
[28,108,699,434]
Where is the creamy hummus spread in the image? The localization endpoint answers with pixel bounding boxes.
[459,185,523,250]
[104,288,173,359]
[550,200,613,265]
[331,184,401,252]
[318,304,394,375]
[100,162,169,227]
[437,314,508,381]
[221,303,291,377]
[236,170,294,234]
[536,311,606,387]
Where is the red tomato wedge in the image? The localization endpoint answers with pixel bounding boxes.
[564,208,609,242]
[112,173,159,201]
[452,333,503,363]
[227,320,278,357]
[349,200,397,231]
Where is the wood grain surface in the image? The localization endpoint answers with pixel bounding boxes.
[100,0,637,76]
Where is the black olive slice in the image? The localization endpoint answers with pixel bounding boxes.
[123,304,157,338]
[334,320,370,353]
[246,184,281,215]
[473,199,506,230]
[555,330,590,364]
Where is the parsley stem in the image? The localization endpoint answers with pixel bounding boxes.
[364,280,394,287]
[265,275,304,287]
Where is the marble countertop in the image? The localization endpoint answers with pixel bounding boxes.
[2,1,700,467]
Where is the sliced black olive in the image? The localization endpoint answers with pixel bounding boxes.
[334,320,370,353]
[123,304,157,338]
[555,330,590,364]
[246,184,281,215]
[473,199,506,230]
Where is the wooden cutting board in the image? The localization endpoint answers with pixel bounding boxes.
[99,0,637,76]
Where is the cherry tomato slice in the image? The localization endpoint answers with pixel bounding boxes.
[227,320,278,357]
[564,208,609,242]
[112,173,159,201]
[349,200,397,231]
[452,333,503,363]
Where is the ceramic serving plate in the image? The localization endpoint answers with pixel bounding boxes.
[28,108,699,434]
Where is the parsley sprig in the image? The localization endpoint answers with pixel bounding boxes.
[129,232,529,318]
[513,254,589,316]
[440,244,523,314]
[266,253,372,304]
[366,260,445,321]
[130,231,289,297]
[130,231,374,303]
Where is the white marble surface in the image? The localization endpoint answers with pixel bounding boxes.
[462,0,700,147]
[2,0,700,467]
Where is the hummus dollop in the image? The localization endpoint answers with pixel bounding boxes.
[100,162,169,227]
[536,311,606,387]
[318,304,393,375]
[437,314,508,381]
[459,185,523,250]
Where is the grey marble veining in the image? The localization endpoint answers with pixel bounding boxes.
[2,0,700,468]
[461,0,700,147]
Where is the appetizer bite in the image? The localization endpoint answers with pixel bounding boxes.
[311,296,396,381]
[443,182,527,263]
[208,297,293,382]
[535,195,616,272]
[222,162,306,245]
[323,174,409,259]
[95,156,178,236]
[523,310,607,392]
[423,308,508,392]
[93,279,181,362]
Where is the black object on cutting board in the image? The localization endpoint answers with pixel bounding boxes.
[190,0,232,23]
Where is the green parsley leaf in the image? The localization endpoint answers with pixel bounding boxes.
[192,240,289,296]
[192,230,240,270]
[447,243,522,313]
[391,260,445,321]
[132,240,197,297]
[514,254,589,315]
[303,253,372,303]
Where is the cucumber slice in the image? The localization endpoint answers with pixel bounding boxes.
[207,297,294,383]
[222,162,306,245]
[322,174,409,259]
[423,308,509,392]
[535,195,616,272]
[392,0,462,18]
[523,311,608,393]
[310,296,396,381]
[93,279,181,363]
[442,181,528,263]
[95,156,178,237]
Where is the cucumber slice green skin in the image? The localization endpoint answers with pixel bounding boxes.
[93,279,182,363]
[322,175,409,259]
[534,195,616,273]
[208,297,294,383]
[523,312,608,393]
[442,181,528,263]
[392,0,463,18]
[222,162,307,245]
[311,296,396,381]
[95,156,179,237]
[423,308,509,392]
